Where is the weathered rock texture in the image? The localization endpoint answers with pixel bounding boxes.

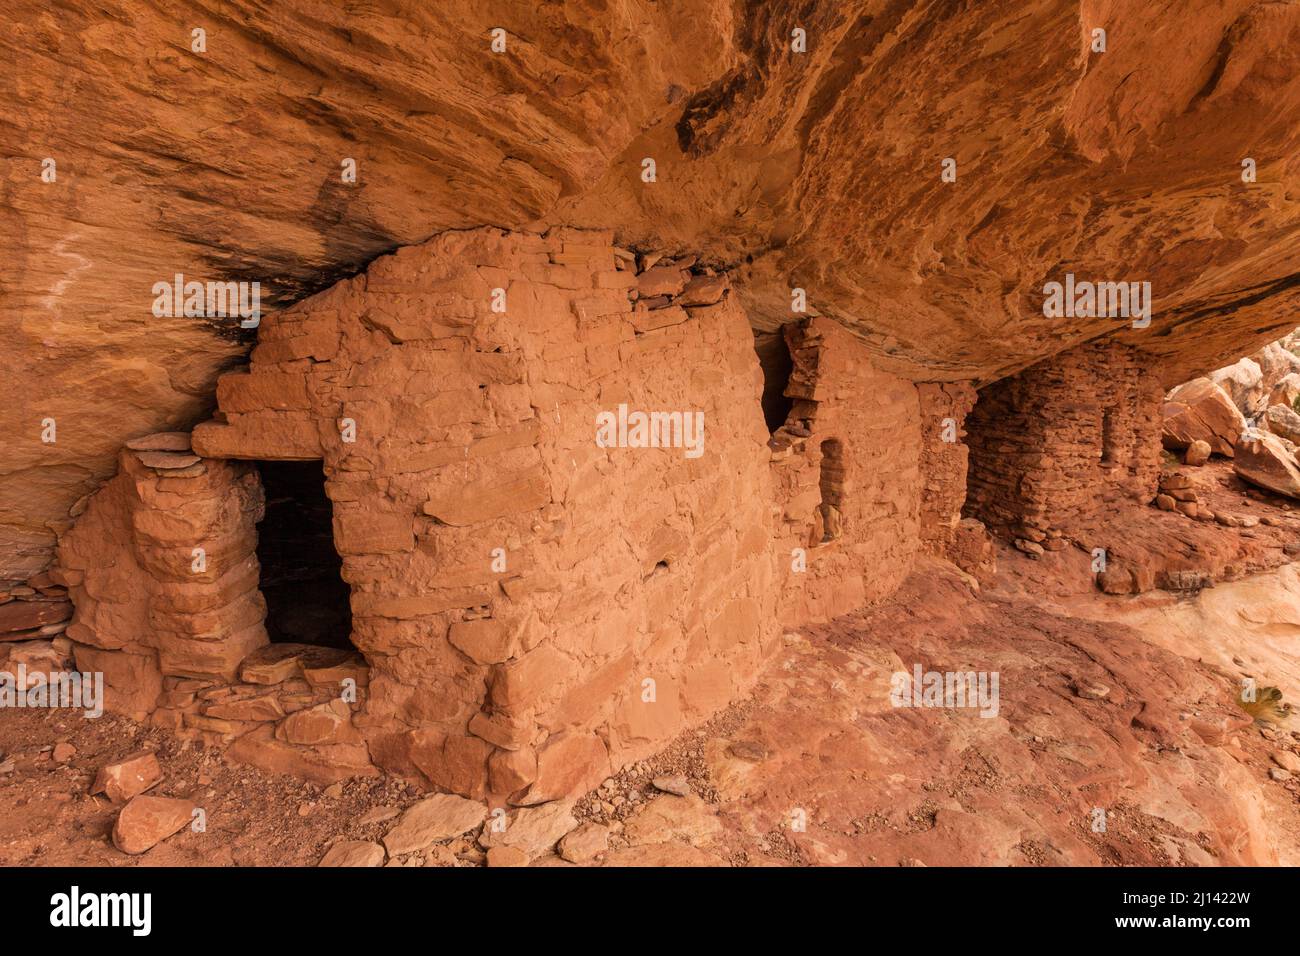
[965,341,1163,547]
[1162,378,1246,458]
[916,382,979,559]
[10,0,1300,577]
[51,227,989,798]
[55,442,373,776]
[57,447,265,716]
[768,318,932,624]
[199,227,786,798]
[1235,432,1300,500]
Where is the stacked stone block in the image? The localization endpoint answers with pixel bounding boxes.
[964,339,1162,549]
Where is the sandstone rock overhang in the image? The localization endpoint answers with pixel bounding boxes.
[7,0,1300,577]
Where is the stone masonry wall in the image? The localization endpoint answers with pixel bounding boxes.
[916,382,978,558]
[768,318,923,625]
[53,227,957,801]
[916,381,997,583]
[57,444,265,718]
[189,227,780,802]
[55,438,376,782]
[964,339,1163,551]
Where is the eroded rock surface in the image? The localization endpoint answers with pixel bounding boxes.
[9,0,1300,575]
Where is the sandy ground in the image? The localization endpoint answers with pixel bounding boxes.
[0,552,1296,867]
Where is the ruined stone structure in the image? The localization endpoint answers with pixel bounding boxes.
[916,382,997,584]
[916,382,978,558]
[50,227,983,800]
[58,449,264,716]
[964,340,1163,551]
[769,318,928,624]
[43,233,1190,802]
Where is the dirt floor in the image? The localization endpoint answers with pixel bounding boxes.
[2,519,1298,866]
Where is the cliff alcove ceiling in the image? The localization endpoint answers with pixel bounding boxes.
[7,1,1300,577]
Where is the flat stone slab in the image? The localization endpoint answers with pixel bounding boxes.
[125,431,193,452]
[383,794,487,856]
[134,451,202,470]
[319,840,385,867]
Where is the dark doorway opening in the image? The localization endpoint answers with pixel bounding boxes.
[254,460,353,648]
[752,329,796,433]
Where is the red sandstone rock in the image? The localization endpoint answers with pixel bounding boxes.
[489,644,575,714]
[318,841,385,867]
[1189,714,1254,746]
[9,0,1300,589]
[332,510,412,555]
[277,700,360,746]
[422,472,550,526]
[0,600,71,635]
[226,724,377,784]
[382,794,487,856]
[203,694,284,722]
[557,822,611,863]
[448,619,517,665]
[1235,433,1300,499]
[1209,358,1265,417]
[45,220,1300,811]
[623,794,723,848]
[1184,440,1212,466]
[112,795,196,855]
[480,801,578,860]
[636,266,689,298]
[676,275,729,307]
[73,644,162,719]
[468,711,532,751]
[6,639,71,682]
[517,733,611,806]
[486,846,528,867]
[1273,751,1300,773]
[125,432,193,453]
[92,751,162,803]
[301,657,368,690]
[239,644,308,684]
[238,643,356,687]
[1163,378,1246,458]
[489,747,537,795]
[631,304,688,331]
[134,451,202,470]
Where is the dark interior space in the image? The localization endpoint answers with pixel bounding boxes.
[254,460,353,648]
[752,329,796,433]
